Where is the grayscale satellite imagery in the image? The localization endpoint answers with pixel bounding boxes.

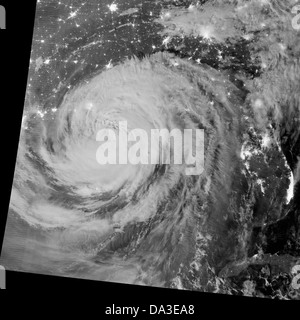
[0,0,300,299]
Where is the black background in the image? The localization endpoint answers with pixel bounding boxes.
[0,0,297,313]
[0,0,35,252]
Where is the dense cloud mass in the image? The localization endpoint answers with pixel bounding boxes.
[1,0,300,298]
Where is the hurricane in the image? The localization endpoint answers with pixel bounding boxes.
[1,0,300,298]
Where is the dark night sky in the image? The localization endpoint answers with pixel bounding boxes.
[29,1,164,107]
[28,0,259,111]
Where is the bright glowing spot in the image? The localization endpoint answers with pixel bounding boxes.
[108,3,118,12]
[257,178,265,194]
[287,172,294,203]
[69,11,77,19]
[254,99,264,109]
[162,36,171,46]
[199,26,214,41]
[106,60,113,69]
[240,145,252,160]
[218,50,223,60]
[85,102,94,110]
[163,12,171,19]
[37,110,47,119]
[261,133,271,148]
[243,34,253,40]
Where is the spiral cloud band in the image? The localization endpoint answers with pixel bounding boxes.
[2,0,300,297]
[8,52,245,285]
